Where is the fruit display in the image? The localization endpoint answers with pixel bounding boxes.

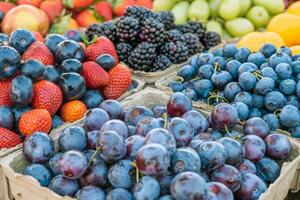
[0,28,134,149]
[0,0,153,35]
[153,0,286,39]
[13,90,293,200]
[164,43,300,137]
[85,6,222,72]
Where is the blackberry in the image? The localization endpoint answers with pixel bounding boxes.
[202,31,222,50]
[181,21,206,40]
[157,11,175,30]
[116,17,140,42]
[161,42,189,64]
[125,6,158,22]
[116,42,133,63]
[165,29,184,43]
[150,55,173,72]
[139,18,166,46]
[182,33,205,56]
[85,22,117,42]
[128,42,157,72]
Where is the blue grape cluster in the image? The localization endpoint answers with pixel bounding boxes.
[170,44,300,137]
[21,93,292,200]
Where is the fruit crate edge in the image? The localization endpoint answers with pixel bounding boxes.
[1,87,300,200]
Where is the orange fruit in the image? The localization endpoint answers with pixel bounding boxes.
[19,109,52,136]
[60,100,87,122]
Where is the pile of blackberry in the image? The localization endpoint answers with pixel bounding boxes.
[85,6,222,72]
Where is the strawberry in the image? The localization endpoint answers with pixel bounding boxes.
[0,127,22,148]
[0,2,16,14]
[63,0,94,9]
[40,0,63,23]
[135,0,152,9]
[22,41,54,65]
[113,0,135,16]
[103,63,131,99]
[32,32,44,42]
[19,109,52,136]
[81,61,109,89]
[75,9,100,28]
[94,1,113,21]
[0,80,13,107]
[32,80,63,116]
[17,0,42,7]
[85,36,119,63]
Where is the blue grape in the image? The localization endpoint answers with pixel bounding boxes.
[224,82,242,102]
[256,157,280,184]
[108,159,134,189]
[49,175,79,197]
[133,176,160,200]
[192,79,213,99]
[197,64,214,79]
[211,71,232,89]
[232,102,249,121]
[75,186,105,200]
[234,92,254,108]
[58,125,87,152]
[279,105,300,128]
[106,188,133,200]
[23,164,52,186]
[225,60,241,79]
[264,91,287,111]
[171,147,201,174]
[263,114,280,131]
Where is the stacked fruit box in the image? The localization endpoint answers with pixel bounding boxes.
[0,88,300,200]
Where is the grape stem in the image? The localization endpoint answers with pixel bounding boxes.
[274,109,282,117]
[163,113,168,129]
[175,76,184,83]
[131,162,140,183]
[88,147,102,166]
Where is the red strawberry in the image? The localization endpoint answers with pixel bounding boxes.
[0,127,22,148]
[17,0,42,7]
[31,80,63,116]
[94,1,113,21]
[135,0,152,9]
[75,9,100,28]
[32,31,44,42]
[113,0,135,16]
[22,41,54,65]
[81,61,109,89]
[85,36,119,63]
[40,0,63,23]
[103,63,131,99]
[0,80,13,107]
[63,0,94,9]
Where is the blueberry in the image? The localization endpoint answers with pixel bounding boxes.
[85,108,110,131]
[225,60,241,79]
[238,62,258,75]
[279,79,296,95]
[293,55,300,61]
[60,59,82,73]
[23,132,54,163]
[49,175,79,197]
[23,164,52,186]
[248,108,262,118]
[81,90,104,109]
[212,47,223,57]
[247,52,266,67]
[261,67,278,82]
[223,44,238,59]
[252,94,264,109]
[223,82,241,101]
[44,65,60,83]
[263,114,280,131]
[133,176,160,200]
[0,106,13,130]
[52,115,64,129]
[280,46,292,57]
[290,125,300,138]
[213,56,227,70]
[259,43,277,58]
[197,53,215,66]
[96,54,116,71]
[211,71,232,89]
[59,72,86,101]
[45,34,66,54]
[8,29,36,54]
[0,33,9,46]
[275,63,292,79]
[255,77,275,95]
[234,92,253,108]
[177,65,195,81]
[159,195,174,200]
[189,55,199,69]
[171,147,201,173]
[238,72,256,91]
[264,91,287,111]
[256,157,280,184]
[75,186,105,200]
[235,47,251,62]
[232,102,249,121]
[106,188,133,200]
[64,29,81,42]
[182,87,197,101]
[269,51,292,68]
[219,137,245,166]
[20,59,45,81]
[287,95,300,107]
[48,153,63,175]
[55,40,84,63]
[291,61,300,75]
[279,105,300,128]
[58,126,87,152]
[108,159,134,189]
[168,81,185,92]
[197,64,214,79]
[192,79,213,99]
[0,46,21,80]
[259,62,269,70]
